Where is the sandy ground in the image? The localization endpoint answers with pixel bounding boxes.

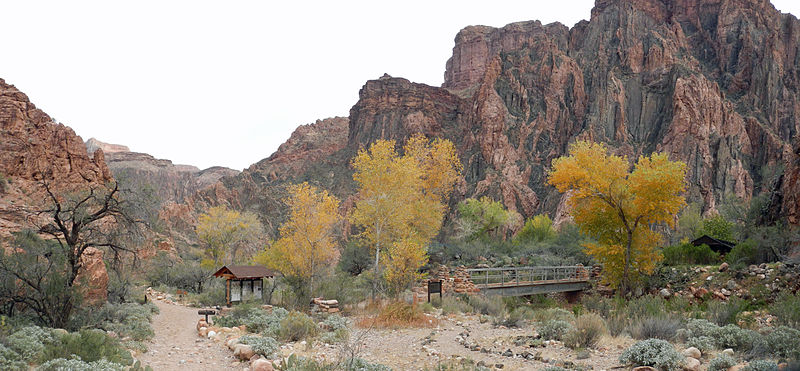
[283,313,634,371]
[137,298,243,371]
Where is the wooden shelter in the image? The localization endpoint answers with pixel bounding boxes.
[691,235,736,255]
[212,265,274,306]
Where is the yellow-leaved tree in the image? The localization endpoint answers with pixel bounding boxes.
[196,205,262,268]
[547,141,687,293]
[350,134,461,296]
[255,182,340,297]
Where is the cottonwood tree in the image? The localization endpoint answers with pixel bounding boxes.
[350,134,461,296]
[456,197,519,242]
[548,141,687,293]
[196,205,262,267]
[256,182,340,298]
[0,180,136,328]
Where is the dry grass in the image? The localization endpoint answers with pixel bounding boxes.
[356,301,439,329]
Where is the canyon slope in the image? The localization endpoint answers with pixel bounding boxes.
[212,0,799,233]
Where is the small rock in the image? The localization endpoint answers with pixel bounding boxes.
[234,344,255,360]
[682,347,702,359]
[722,348,734,357]
[758,274,766,280]
[721,288,731,296]
[729,364,747,371]
[719,262,729,272]
[502,349,513,357]
[660,288,671,298]
[707,276,714,281]
[726,280,737,290]
[495,364,504,369]
[576,350,590,360]
[684,357,701,371]
[633,367,658,371]
[207,330,217,339]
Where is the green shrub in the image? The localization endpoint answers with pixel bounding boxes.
[581,295,614,317]
[619,339,684,371]
[238,335,279,358]
[0,344,26,371]
[339,357,391,371]
[79,303,158,341]
[320,328,349,344]
[715,324,757,351]
[214,306,289,336]
[686,336,716,353]
[322,314,348,332]
[37,358,127,371]
[663,243,721,266]
[764,326,800,360]
[708,354,737,371]
[467,295,505,318]
[5,326,54,362]
[501,306,536,327]
[682,319,719,339]
[727,240,758,265]
[770,293,800,329]
[606,312,629,337]
[533,308,574,322]
[708,297,751,326]
[279,311,318,341]
[743,360,778,371]
[564,313,605,349]
[40,329,133,366]
[537,320,572,341]
[441,296,473,315]
[629,315,682,341]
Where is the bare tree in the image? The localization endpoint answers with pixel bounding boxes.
[0,179,139,328]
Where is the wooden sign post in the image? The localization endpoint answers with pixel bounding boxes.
[427,280,442,303]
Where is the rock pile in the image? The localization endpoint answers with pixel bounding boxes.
[415,265,480,297]
[311,298,339,313]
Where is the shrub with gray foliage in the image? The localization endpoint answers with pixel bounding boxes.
[537,320,572,341]
[619,339,684,371]
[708,354,737,371]
[743,360,778,371]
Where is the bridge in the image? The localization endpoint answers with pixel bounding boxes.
[467,266,590,297]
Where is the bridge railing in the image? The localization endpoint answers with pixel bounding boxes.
[467,266,590,288]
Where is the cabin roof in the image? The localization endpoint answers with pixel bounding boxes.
[691,235,736,254]
[212,265,274,279]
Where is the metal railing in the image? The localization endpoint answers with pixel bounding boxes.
[467,266,590,288]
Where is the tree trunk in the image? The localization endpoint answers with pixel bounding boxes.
[622,230,633,295]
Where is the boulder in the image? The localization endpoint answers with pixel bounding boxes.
[251,359,274,371]
[682,347,702,359]
[719,263,729,272]
[234,344,255,360]
[684,357,701,371]
[694,288,709,299]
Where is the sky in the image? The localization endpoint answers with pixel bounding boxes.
[2,1,799,171]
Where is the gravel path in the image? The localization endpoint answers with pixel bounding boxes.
[138,298,242,371]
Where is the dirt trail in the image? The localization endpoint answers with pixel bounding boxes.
[138,298,241,371]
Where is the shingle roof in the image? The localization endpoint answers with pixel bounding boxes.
[212,265,274,279]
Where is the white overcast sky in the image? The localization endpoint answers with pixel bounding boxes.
[2,1,799,170]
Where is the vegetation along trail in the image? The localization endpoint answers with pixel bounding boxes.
[139,297,240,370]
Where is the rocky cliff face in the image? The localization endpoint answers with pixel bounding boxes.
[85,138,239,206]
[199,0,800,233]
[0,78,111,302]
[0,79,113,237]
